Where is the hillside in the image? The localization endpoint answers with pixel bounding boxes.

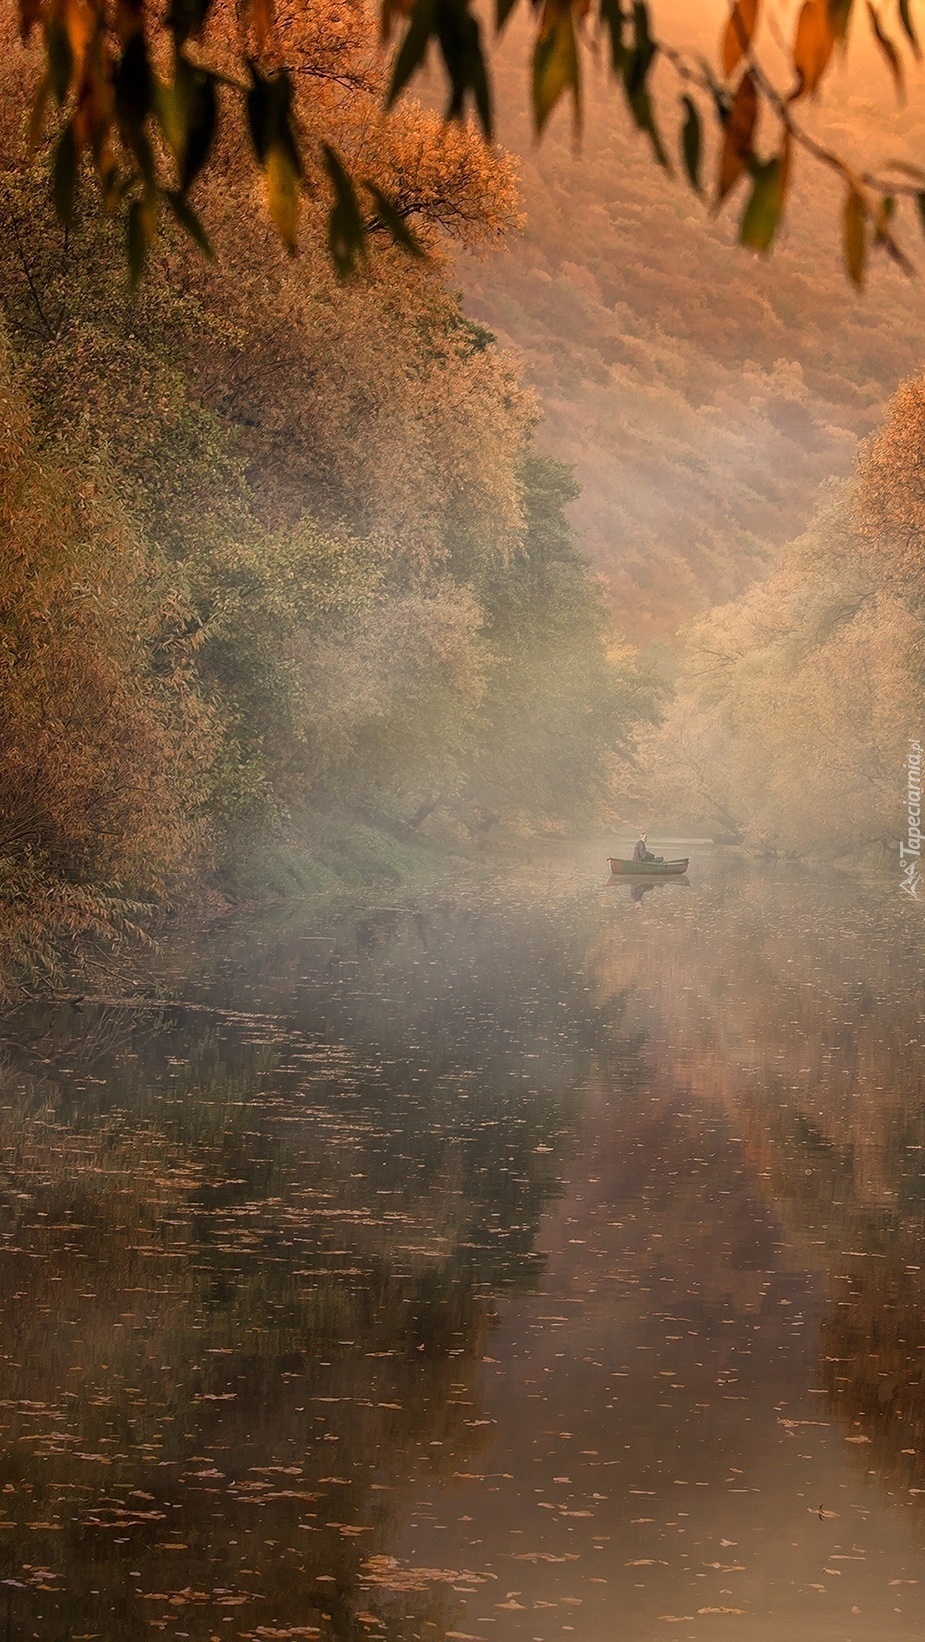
[455,4,925,642]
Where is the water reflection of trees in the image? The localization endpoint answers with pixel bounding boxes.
[0,888,644,1640]
[591,861,925,1510]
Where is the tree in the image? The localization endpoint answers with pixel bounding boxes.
[9,0,925,286]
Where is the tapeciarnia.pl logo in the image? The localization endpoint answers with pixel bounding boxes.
[901,739,922,900]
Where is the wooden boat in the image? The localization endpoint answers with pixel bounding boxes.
[608,856,689,877]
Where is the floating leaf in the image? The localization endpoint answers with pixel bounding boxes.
[792,0,836,95]
[716,68,757,204]
[722,0,759,77]
[680,94,702,192]
[532,0,580,133]
[843,182,867,286]
[866,1,904,97]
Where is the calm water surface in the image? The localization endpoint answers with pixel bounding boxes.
[0,846,923,1642]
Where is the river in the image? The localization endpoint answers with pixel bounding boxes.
[0,843,922,1642]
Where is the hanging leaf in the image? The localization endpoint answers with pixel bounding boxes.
[740,137,791,250]
[680,94,702,192]
[716,68,757,204]
[600,0,631,75]
[532,0,580,133]
[434,0,493,135]
[898,0,921,55]
[623,2,669,167]
[866,1,904,97]
[46,14,74,103]
[52,121,78,226]
[164,0,214,48]
[791,0,836,96]
[387,0,435,106]
[19,0,43,43]
[157,56,218,186]
[266,142,300,250]
[322,142,368,279]
[364,181,428,258]
[165,188,214,257]
[843,182,867,286]
[828,0,855,42]
[246,64,303,250]
[722,0,759,77]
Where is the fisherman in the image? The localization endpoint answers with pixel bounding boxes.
[633,831,659,864]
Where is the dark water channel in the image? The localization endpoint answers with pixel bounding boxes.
[0,845,923,1642]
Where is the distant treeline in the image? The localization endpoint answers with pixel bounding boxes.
[0,3,656,990]
[643,377,925,862]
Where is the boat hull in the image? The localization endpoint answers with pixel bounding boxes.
[608,857,689,877]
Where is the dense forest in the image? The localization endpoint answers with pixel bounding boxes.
[0,0,657,990]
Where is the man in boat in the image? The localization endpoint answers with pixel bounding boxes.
[633,832,662,864]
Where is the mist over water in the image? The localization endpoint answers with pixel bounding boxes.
[0,846,922,1641]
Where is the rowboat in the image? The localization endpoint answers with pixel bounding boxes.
[608,857,689,877]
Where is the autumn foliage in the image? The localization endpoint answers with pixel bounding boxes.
[0,3,653,987]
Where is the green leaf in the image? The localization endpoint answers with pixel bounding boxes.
[52,122,78,227]
[680,94,702,192]
[364,181,428,259]
[740,153,787,251]
[532,1,580,134]
[165,188,215,258]
[322,143,368,279]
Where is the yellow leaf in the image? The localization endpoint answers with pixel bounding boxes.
[532,0,580,134]
[716,69,757,205]
[722,0,759,77]
[792,0,836,96]
[266,141,300,252]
